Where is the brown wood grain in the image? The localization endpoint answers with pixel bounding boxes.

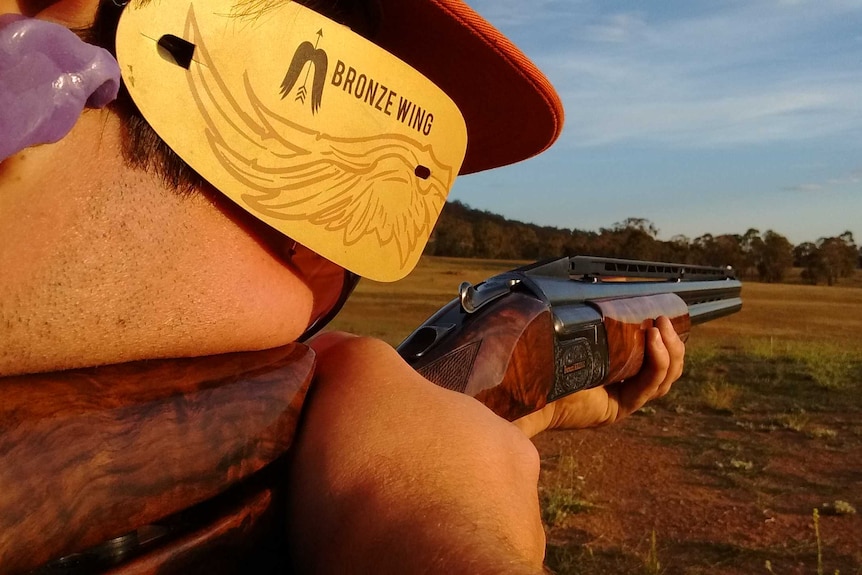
[416,293,556,421]
[591,293,691,385]
[104,486,279,575]
[0,344,314,574]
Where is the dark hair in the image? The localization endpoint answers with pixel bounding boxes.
[81,0,380,195]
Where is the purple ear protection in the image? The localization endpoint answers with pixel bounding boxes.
[0,14,120,161]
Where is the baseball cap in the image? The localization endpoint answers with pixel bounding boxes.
[372,0,565,175]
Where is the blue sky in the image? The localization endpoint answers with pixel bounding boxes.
[450,0,862,246]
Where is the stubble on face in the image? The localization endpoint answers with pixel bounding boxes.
[0,110,314,376]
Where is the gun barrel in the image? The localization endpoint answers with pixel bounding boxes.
[524,276,742,309]
[689,297,743,325]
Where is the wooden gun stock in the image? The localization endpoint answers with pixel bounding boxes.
[0,344,314,575]
[409,292,557,422]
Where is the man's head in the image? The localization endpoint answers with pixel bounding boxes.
[0,0,562,376]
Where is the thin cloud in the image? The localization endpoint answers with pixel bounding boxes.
[585,12,648,43]
[826,173,862,185]
[479,0,862,149]
[784,169,862,193]
[784,183,826,192]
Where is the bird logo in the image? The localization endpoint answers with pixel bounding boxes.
[280,29,327,115]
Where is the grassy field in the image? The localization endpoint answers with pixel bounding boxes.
[329,257,862,575]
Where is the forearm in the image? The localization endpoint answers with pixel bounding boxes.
[286,334,549,575]
[286,451,547,574]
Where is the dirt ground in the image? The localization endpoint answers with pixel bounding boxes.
[533,407,862,575]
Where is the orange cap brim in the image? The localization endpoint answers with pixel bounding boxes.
[373,0,565,175]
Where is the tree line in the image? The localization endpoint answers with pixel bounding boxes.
[425,201,861,286]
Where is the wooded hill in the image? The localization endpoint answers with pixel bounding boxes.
[425,201,861,286]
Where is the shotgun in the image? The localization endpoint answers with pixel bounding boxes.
[3,256,740,574]
[398,255,742,420]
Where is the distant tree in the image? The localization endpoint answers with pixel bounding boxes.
[690,233,713,264]
[741,228,761,252]
[568,229,600,257]
[754,230,794,282]
[839,231,859,270]
[473,219,508,259]
[513,225,541,259]
[427,201,477,257]
[693,233,745,270]
[598,218,662,260]
[666,235,693,263]
[426,201,857,285]
[793,242,817,267]
[614,217,659,238]
[429,215,475,257]
[691,234,730,269]
[803,234,858,285]
[739,228,763,279]
[537,226,572,258]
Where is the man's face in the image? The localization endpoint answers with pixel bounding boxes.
[0,0,319,376]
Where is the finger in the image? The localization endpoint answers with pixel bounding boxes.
[654,316,685,397]
[616,326,671,415]
[644,325,672,399]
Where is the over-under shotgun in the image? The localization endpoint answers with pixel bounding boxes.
[398,256,742,420]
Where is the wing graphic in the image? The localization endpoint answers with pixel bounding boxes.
[183,6,454,268]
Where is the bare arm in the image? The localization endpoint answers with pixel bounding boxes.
[286,333,548,574]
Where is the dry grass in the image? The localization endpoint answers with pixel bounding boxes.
[539,454,593,527]
[693,280,862,349]
[700,381,743,412]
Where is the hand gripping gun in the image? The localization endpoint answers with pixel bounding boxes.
[398,256,742,421]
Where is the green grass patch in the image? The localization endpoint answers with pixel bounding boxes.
[746,339,862,391]
[541,488,594,527]
[674,339,862,416]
